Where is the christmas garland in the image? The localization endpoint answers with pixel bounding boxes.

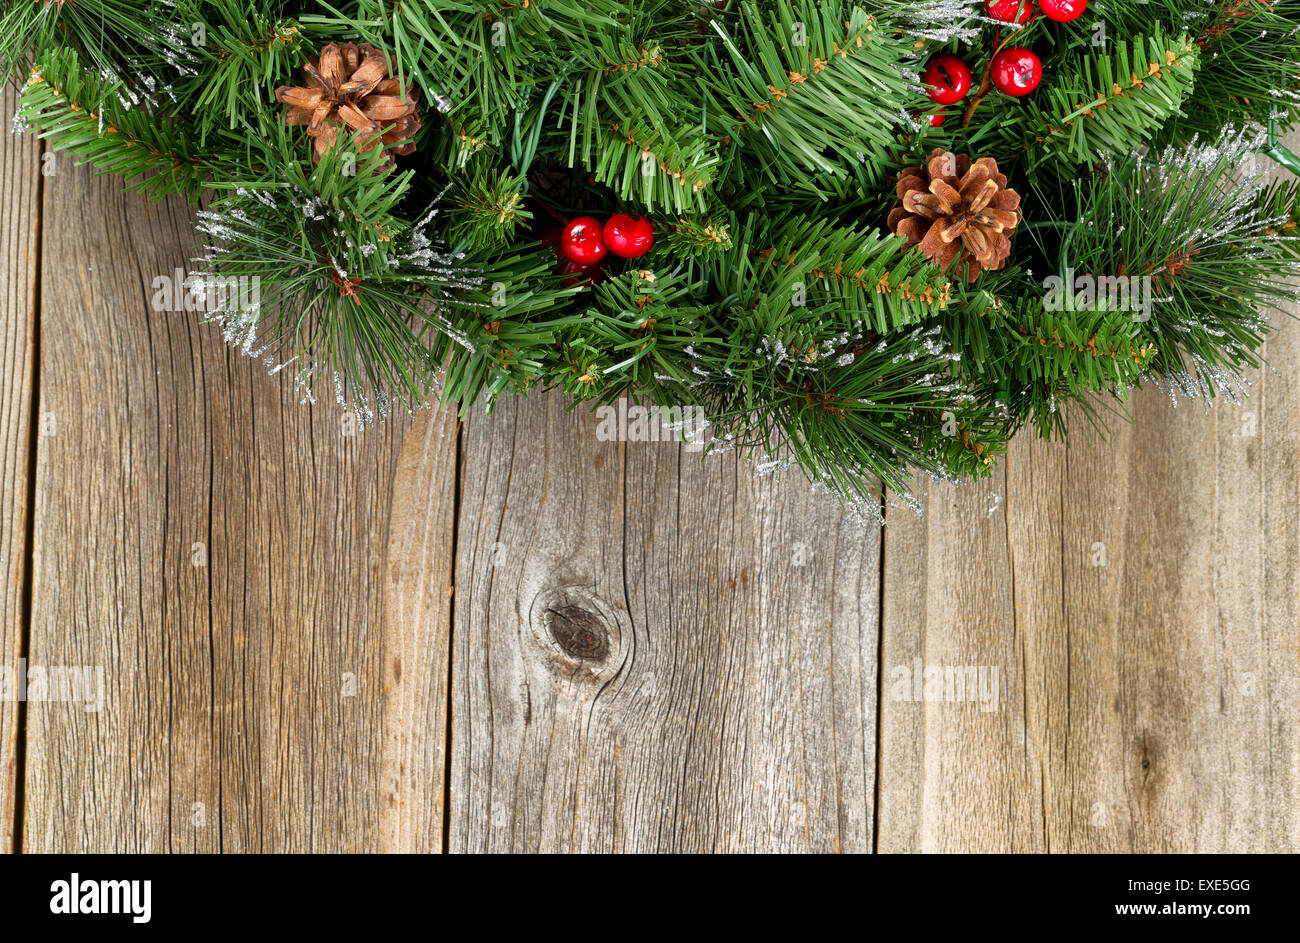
[7,0,1300,515]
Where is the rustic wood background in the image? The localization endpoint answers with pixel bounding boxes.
[2,87,1297,853]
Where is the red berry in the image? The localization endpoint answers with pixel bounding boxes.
[928,109,946,127]
[1038,0,1086,20]
[991,47,1042,97]
[921,55,972,106]
[603,213,655,258]
[560,216,607,265]
[984,0,1038,23]
[560,257,604,287]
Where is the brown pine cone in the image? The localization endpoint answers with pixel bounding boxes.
[887,150,1021,283]
[275,42,420,170]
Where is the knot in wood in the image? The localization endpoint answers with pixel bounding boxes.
[546,605,610,661]
[527,586,627,690]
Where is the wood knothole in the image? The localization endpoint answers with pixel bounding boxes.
[528,585,626,689]
[546,605,610,661]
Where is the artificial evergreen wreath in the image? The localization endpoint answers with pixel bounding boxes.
[7,0,1300,513]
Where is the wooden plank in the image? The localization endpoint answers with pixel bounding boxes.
[380,406,458,853]
[22,159,457,851]
[878,137,1300,852]
[1259,311,1300,852]
[877,465,1044,852]
[1254,139,1300,852]
[0,85,42,853]
[448,392,880,852]
[878,388,1293,854]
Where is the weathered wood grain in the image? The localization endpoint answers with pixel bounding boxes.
[1252,142,1300,851]
[0,86,42,853]
[448,392,880,852]
[878,464,1045,852]
[878,387,1298,854]
[380,406,458,853]
[877,139,1300,853]
[1258,299,1300,853]
[22,159,457,852]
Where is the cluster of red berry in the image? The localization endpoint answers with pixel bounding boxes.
[545,213,655,286]
[920,0,1087,126]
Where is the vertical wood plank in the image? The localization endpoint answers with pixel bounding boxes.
[881,340,1300,854]
[0,85,42,853]
[448,392,880,852]
[1258,307,1300,852]
[1029,399,1224,852]
[878,388,1293,854]
[380,407,458,853]
[878,467,1046,853]
[25,159,210,851]
[23,160,456,851]
[1253,139,1300,851]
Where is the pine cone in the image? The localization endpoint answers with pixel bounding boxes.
[887,150,1021,283]
[275,42,420,170]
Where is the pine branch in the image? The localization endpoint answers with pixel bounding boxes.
[699,0,916,182]
[447,164,532,252]
[1166,0,1300,143]
[711,215,953,334]
[0,0,199,86]
[17,49,210,200]
[193,144,482,417]
[181,12,309,132]
[1021,30,1199,174]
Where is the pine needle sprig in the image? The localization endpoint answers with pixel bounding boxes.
[193,145,483,420]
[699,0,915,183]
[1046,128,1300,401]
[17,48,211,200]
[1021,30,1199,174]
[0,0,199,87]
